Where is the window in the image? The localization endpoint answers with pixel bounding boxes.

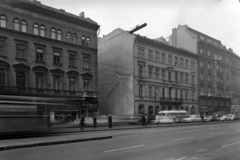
[168,71,171,81]
[155,68,159,79]
[69,78,76,91]
[86,37,90,46]
[207,61,210,69]
[155,51,159,62]
[0,40,4,56]
[72,33,77,44]
[162,69,166,80]
[40,25,45,37]
[148,50,153,60]
[53,51,60,65]
[175,56,178,66]
[226,67,228,73]
[175,71,178,82]
[148,66,153,78]
[168,55,172,65]
[83,79,90,91]
[185,73,189,84]
[162,53,166,63]
[57,30,62,40]
[180,58,184,67]
[139,85,143,97]
[207,50,211,56]
[200,47,203,54]
[185,59,189,68]
[0,15,6,28]
[149,86,152,97]
[200,73,203,80]
[220,65,223,72]
[69,54,76,67]
[186,90,188,100]
[67,32,72,43]
[191,61,195,70]
[0,70,5,86]
[208,74,210,81]
[21,21,27,32]
[81,36,86,45]
[13,19,20,31]
[180,72,184,82]
[33,24,39,35]
[200,59,203,67]
[139,65,143,77]
[138,105,144,114]
[51,28,56,39]
[162,87,165,98]
[36,74,44,89]
[16,44,26,59]
[192,90,195,100]
[83,57,90,69]
[16,72,26,87]
[53,76,61,90]
[36,48,44,62]
[191,75,195,84]
[226,56,228,63]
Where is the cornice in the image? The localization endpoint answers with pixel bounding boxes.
[10,1,100,31]
[0,27,97,52]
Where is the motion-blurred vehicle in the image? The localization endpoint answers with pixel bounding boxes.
[210,116,220,122]
[219,115,227,121]
[157,110,189,123]
[204,116,212,122]
[182,115,202,123]
[225,114,235,121]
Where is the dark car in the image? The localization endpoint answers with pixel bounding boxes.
[210,116,220,122]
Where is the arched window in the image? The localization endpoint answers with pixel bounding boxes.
[36,74,44,89]
[180,106,184,110]
[69,78,76,91]
[66,32,72,43]
[0,69,5,86]
[81,36,86,45]
[16,72,26,87]
[83,79,90,91]
[138,105,144,114]
[162,106,166,111]
[21,20,27,32]
[155,106,160,115]
[72,33,77,44]
[40,25,45,37]
[57,30,62,40]
[168,106,172,110]
[86,37,90,46]
[185,106,189,113]
[51,28,56,39]
[53,76,61,90]
[33,23,39,35]
[148,106,153,115]
[13,19,20,31]
[0,15,6,28]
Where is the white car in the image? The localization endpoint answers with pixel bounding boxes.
[182,115,202,122]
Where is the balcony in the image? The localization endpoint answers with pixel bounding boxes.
[0,85,97,98]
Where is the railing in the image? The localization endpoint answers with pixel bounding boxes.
[0,85,97,97]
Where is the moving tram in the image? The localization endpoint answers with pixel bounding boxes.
[158,110,189,123]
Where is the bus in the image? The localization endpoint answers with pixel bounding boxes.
[158,110,189,123]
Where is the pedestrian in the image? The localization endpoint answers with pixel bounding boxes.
[155,114,159,125]
[80,114,85,130]
[145,114,148,126]
[142,114,146,126]
[108,114,112,128]
[93,114,97,129]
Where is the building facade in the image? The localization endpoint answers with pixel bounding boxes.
[98,28,198,116]
[0,0,99,132]
[169,25,236,116]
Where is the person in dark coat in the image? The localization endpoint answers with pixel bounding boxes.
[142,115,146,126]
[93,114,97,129]
[80,114,85,130]
[144,114,148,126]
[108,114,112,128]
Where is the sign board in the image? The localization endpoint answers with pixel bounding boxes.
[81,101,98,111]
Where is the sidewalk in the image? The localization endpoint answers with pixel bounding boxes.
[0,121,238,152]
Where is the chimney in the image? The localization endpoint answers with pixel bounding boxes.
[79,12,85,18]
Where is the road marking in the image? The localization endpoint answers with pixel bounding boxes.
[222,142,239,148]
[180,129,197,132]
[104,144,145,153]
[196,149,207,152]
[211,132,224,135]
[174,136,194,141]
[176,157,188,160]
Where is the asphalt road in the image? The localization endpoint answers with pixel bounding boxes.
[1,122,240,160]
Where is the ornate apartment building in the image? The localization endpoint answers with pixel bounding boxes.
[0,0,99,123]
[169,25,238,116]
[98,28,198,115]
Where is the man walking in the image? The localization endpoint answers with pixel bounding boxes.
[145,114,148,126]
[108,114,112,128]
[80,114,85,131]
[142,114,146,126]
[93,114,97,129]
[155,114,159,125]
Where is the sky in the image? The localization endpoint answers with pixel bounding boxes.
[38,0,240,54]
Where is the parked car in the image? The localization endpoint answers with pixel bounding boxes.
[225,114,234,121]
[182,115,202,123]
[210,116,220,122]
[233,116,240,121]
[204,116,212,122]
[219,115,228,121]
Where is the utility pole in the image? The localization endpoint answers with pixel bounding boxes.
[128,23,147,34]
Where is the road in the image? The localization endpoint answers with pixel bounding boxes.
[1,122,240,160]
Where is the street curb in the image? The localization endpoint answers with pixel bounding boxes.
[0,136,112,151]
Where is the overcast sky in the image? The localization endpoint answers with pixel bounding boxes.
[38,0,240,54]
